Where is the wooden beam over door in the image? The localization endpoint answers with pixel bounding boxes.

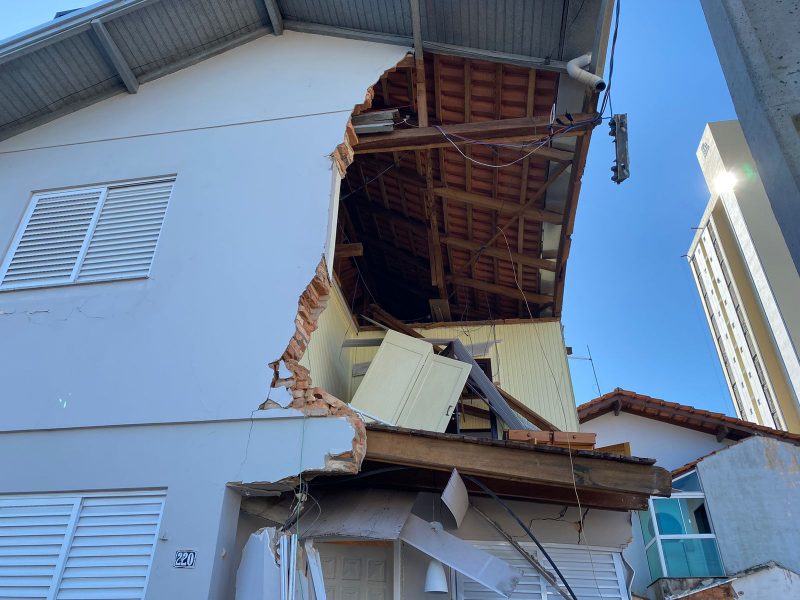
[365,426,673,499]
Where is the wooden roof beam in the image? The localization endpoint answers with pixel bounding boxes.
[441,236,556,272]
[433,187,564,224]
[452,161,571,278]
[354,115,591,156]
[335,243,363,258]
[447,276,552,304]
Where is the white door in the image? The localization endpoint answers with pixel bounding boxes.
[351,331,471,432]
[316,542,393,600]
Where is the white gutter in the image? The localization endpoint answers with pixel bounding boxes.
[566,53,606,91]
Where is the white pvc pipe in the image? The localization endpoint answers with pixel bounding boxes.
[566,53,606,91]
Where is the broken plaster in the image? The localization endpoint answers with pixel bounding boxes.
[259,55,415,477]
[261,258,366,476]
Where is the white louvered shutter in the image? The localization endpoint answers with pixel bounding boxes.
[0,497,79,599]
[0,493,164,600]
[76,180,173,283]
[541,546,627,600]
[456,542,628,600]
[0,190,103,290]
[0,178,174,291]
[456,542,546,600]
[55,494,165,600]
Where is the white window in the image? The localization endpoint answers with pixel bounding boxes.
[638,471,724,582]
[455,541,629,599]
[0,491,165,599]
[0,177,175,291]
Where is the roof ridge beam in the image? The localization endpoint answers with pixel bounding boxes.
[91,19,138,94]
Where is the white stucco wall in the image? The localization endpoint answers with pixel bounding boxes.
[581,411,733,598]
[0,31,409,431]
[580,411,731,471]
[698,436,800,576]
[0,413,358,600]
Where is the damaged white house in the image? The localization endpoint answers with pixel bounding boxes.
[0,1,671,598]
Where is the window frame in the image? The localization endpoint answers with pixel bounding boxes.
[640,470,725,581]
[0,177,174,292]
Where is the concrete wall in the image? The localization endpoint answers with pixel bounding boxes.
[698,436,800,576]
[730,565,800,598]
[701,0,800,276]
[0,413,359,600]
[580,411,730,471]
[0,31,408,431]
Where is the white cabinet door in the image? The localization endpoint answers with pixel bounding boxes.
[399,354,472,431]
[350,331,471,432]
[351,331,431,425]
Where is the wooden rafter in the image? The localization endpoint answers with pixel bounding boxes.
[432,187,564,223]
[447,276,551,304]
[441,236,556,271]
[552,134,588,317]
[335,243,363,258]
[519,68,537,315]
[452,161,572,277]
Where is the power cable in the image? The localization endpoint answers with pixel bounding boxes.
[499,227,604,596]
[463,475,579,600]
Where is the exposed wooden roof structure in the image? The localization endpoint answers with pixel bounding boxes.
[0,0,612,324]
[579,388,800,445]
[335,50,603,323]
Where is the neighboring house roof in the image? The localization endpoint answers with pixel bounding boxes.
[0,0,610,142]
[578,388,800,445]
[671,443,737,478]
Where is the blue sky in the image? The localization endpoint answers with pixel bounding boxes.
[0,2,738,414]
[562,1,737,412]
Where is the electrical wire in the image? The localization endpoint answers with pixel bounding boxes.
[463,474,579,600]
[599,0,621,118]
[498,227,604,596]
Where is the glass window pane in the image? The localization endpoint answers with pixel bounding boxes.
[654,499,685,534]
[673,471,702,493]
[646,543,663,581]
[662,539,724,577]
[638,510,656,544]
[682,498,713,534]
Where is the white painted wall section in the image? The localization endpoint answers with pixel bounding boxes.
[697,436,800,576]
[580,411,731,470]
[0,413,358,600]
[0,32,409,431]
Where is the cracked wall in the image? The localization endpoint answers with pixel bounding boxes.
[0,32,411,432]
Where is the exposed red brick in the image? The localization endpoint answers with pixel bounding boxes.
[262,257,366,475]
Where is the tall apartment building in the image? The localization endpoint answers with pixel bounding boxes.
[688,121,800,432]
[701,0,800,277]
